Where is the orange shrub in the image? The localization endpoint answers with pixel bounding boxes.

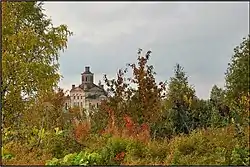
[74,120,91,143]
[100,114,151,144]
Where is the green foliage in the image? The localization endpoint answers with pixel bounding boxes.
[125,140,147,159]
[44,124,249,166]
[151,116,174,139]
[168,125,249,165]
[46,136,148,165]
[225,35,250,104]
[146,140,169,162]
[154,64,196,138]
[46,151,102,166]
[230,145,250,166]
[190,99,213,128]
[210,108,230,128]
[100,137,129,165]
[42,129,83,158]
[15,126,82,159]
[208,85,231,127]
[90,106,109,134]
[2,146,14,160]
[166,64,196,106]
[2,153,14,160]
[171,131,210,157]
[2,1,72,129]
[210,85,226,103]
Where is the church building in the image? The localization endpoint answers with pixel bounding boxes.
[64,66,107,116]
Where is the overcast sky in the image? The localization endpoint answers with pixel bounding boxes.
[43,2,249,99]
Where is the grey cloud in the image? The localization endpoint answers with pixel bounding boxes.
[44,2,249,99]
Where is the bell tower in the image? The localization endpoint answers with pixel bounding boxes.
[81,66,94,84]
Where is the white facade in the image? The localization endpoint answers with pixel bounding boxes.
[64,66,107,116]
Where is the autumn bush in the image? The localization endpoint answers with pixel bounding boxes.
[43,130,83,158]
[3,141,52,165]
[73,120,91,143]
[45,136,149,166]
[2,126,84,165]
[44,123,249,166]
[146,140,170,163]
[166,125,249,165]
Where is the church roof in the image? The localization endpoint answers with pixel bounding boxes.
[70,83,106,94]
[81,71,93,75]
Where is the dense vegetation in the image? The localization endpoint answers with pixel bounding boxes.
[2,2,249,165]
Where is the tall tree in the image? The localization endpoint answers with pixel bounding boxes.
[225,35,250,104]
[210,85,226,105]
[165,64,196,111]
[225,35,250,130]
[208,85,229,127]
[99,49,165,134]
[163,64,196,135]
[1,2,72,128]
[127,49,165,126]
[102,68,130,130]
[23,88,71,131]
